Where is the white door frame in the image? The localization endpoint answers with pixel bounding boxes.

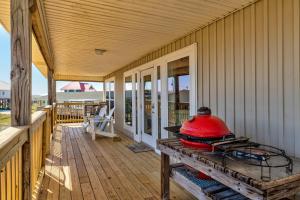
[123,72,134,133]
[104,76,115,111]
[161,44,198,139]
[126,43,197,150]
[140,68,156,147]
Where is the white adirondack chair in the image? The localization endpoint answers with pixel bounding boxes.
[86,107,120,141]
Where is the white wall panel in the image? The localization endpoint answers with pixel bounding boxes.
[112,0,300,157]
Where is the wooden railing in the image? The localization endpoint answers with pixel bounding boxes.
[0,105,54,200]
[55,102,106,124]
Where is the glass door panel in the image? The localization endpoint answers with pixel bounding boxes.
[157,66,161,139]
[125,76,133,126]
[143,74,152,135]
[109,81,115,110]
[141,68,155,147]
[167,56,190,137]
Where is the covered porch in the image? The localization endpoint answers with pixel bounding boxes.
[1,0,300,199]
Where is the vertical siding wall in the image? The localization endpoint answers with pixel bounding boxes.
[107,0,300,157]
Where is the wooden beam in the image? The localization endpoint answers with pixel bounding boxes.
[10,0,33,199]
[161,153,170,200]
[53,80,56,103]
[11,0,33,126]
[54,74,104,82]
[48,69,53,105]
[31,0,54,69]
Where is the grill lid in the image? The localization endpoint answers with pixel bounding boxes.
[180,107,231,138]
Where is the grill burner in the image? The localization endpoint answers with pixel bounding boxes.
[165,107,293,181]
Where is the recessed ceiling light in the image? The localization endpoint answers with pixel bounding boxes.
[95,48,106,55]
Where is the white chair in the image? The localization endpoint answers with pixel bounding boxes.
[83,105,107,130]
[86,107,120,141]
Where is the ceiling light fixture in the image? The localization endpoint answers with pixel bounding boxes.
[95,48,106,55]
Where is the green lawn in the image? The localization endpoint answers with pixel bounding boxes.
[0,104,42,131]
[0,113,11,131]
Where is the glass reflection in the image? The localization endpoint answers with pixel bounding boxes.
[167,57,190,137]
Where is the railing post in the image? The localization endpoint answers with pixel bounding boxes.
[48,70,54,105]
[42,107,51,166]
[10,0,33,199]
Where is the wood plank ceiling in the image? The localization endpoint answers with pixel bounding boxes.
[1,0,254,80]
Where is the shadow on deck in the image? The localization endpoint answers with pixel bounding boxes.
[38,124,196,200]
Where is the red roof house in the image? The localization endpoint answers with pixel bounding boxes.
[60,82,96,92]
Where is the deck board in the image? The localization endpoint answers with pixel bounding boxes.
[38,124,196,200]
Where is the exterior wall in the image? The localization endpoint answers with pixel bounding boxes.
[107,0,300,157]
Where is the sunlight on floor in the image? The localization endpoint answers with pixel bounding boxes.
[62,166,72,191]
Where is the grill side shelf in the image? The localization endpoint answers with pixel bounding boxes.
[158,139,300,200]
[170,164,249,200]
[158,142,264,200]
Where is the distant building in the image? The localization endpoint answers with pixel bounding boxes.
[33,91,104,106]
[0,81,10,110]
[0,81,10,99]
[60,82,96,93]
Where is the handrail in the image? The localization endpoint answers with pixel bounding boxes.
[0,105,55,200]
[0,126,28,169]
[31,111,46,126]
[55,101,106,124]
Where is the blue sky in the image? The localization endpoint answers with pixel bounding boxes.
[0,25,102,95]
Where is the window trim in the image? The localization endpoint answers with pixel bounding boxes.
[104,76,115,112]
[123,72,134,132]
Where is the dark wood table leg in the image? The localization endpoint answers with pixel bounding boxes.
[161,152,170,200]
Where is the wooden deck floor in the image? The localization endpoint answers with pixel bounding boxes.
[38,124,196,200]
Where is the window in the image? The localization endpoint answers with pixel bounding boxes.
[104,78,115,112]
[124,76,133,126]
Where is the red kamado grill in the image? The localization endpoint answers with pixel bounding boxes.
[165,107,234,179]
[165,107,234,151]
[180,107,233,150]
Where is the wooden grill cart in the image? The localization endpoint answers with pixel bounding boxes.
[158,138,300,200]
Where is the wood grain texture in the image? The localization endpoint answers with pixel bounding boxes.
[48,69,53,105]
[161,153,170,200]
[31,0,54,70]
[38,125,195,200]
[10,0,32,199]
[10,0,32,126]
[158,138,300,200]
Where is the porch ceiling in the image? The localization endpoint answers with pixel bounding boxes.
[1,0,255,80]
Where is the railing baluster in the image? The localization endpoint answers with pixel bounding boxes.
[6,160,11,200]
[12,155,16,200]
[1,166,6,200]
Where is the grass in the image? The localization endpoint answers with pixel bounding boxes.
[0,104,45,131]
[0,113,11,131]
